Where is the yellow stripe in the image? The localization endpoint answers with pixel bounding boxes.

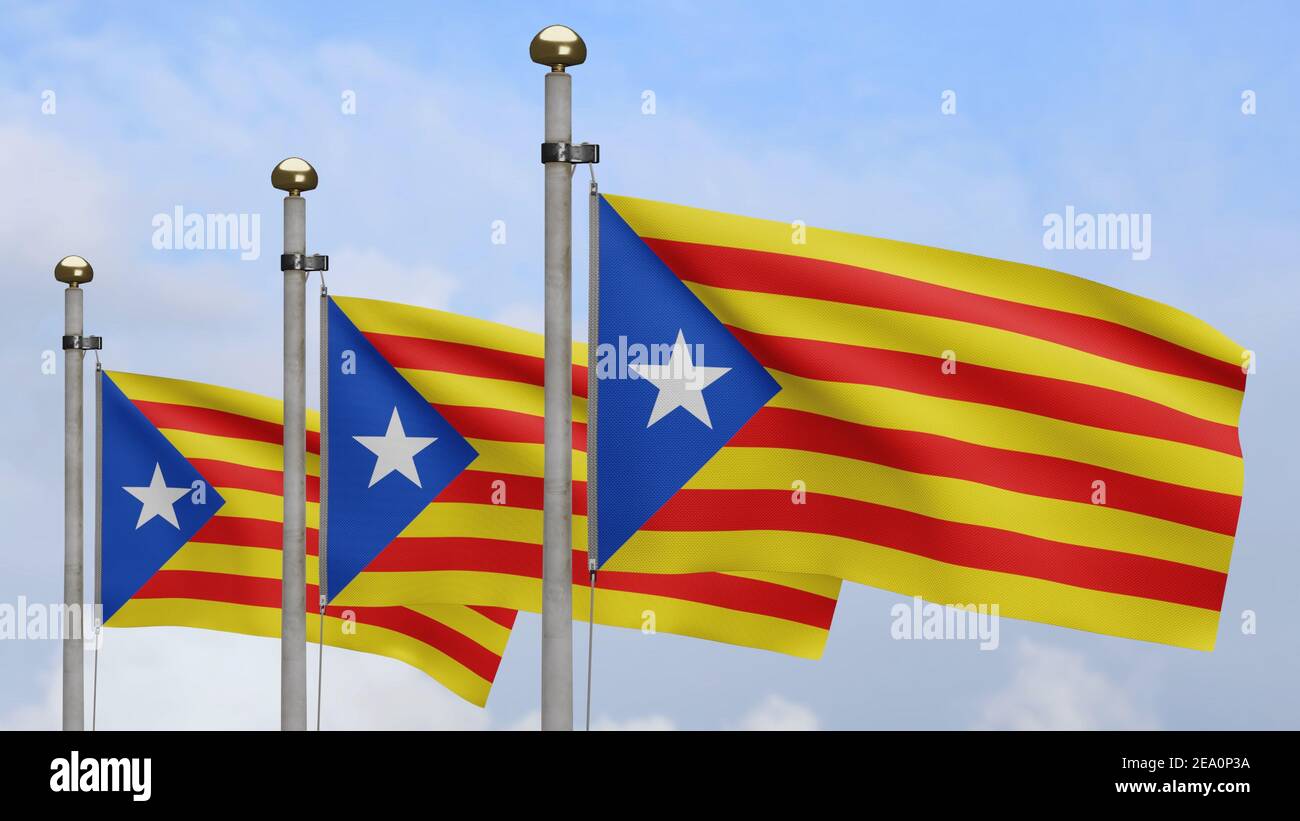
[399,368,584,423]
[602,529,1220,650]
[769,371,1244,495]
[206,487,317,527]
[688,281,1243,426]
[161,540,324,587]
[574,584,829,659]
[165,540,278,578]
[403,602,513,654]
[322,607,495,706]
[345,524,837,602]
[358,515,838,599]
[722,570,842,599]
[108,598,493,706]
[389,502,842,603]
[404,502,547,542]
[465,438,584,482]
[154,429,321,477]
[108,371,322,431]
[333,296,580,360]
[603,194,1248,368]
[687,447,1234,572]
[335,570,830,659]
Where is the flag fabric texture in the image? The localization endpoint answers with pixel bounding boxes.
[100,370,515,706]
[322,296,478,601]
[594,194,1248,651]
[325,296,842,659]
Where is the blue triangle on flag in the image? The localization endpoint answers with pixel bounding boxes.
[324,298,478,600]
[594,196,780,567]
[100,373,225,622]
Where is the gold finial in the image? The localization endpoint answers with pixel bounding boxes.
[54,255,93,286]
[530,25,586,70]
[271,157,318,195]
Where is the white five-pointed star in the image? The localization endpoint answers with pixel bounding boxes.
[353,407,438,488]
[122,463,192,530]
[630,329,731,428]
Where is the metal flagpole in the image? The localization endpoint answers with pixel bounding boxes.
[532,24,598,731]
[586,174,600,732]
[92,360,103,731]
[272,158,327,731]
[316,280,330,732]
[56,255,99,731]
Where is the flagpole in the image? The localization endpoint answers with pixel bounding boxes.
[56,255,98,731]
[532,25,594,731]
[273,158,319,731]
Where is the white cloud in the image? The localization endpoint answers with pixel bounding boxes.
[491,303,545,336]
[0,661,60,730]
[504,695,818,731]
[0,125,125,294]
[502,709,676,731]
[327,247,459,312]
[733,694,820,731]
[976,639,1159,730]
[591,714,676,731]
[501,709,541,731]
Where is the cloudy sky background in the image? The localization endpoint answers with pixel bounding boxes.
[1,1,1296,729]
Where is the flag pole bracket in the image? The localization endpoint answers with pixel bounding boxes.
[62,334,102,351]
[541,142,600,164]
[280,253,329,272]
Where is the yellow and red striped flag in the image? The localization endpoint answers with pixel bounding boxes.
[325,296,842,659]
[591,194,1248,651]
[101,371,514,706]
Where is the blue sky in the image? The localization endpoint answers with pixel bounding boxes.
[0,1,1296,729]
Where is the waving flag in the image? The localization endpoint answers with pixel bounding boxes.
[323,297,478,600]
[594,194,1248,651]
[325,296,841,659]
[100,371,514,706]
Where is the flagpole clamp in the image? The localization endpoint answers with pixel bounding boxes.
[280,253,329,272]
[62,335,102,351]
[541,142,600,164]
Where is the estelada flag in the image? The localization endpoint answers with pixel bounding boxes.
[322,296,841,659]
[99,370,514,706]
[591,194,1248,651]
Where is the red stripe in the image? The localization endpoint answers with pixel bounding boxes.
[728,326,1242,456]
[133,570,503,682]
[190,458,320,503]
[732,407,1242,536]
[131,400,321,454]
[366,537,836,629]
[433,470,588,512]
[322,602,505,683]
[348,330,1238,464]
[133,393,582,461]
[643,488,1227,611]
[189,515,319,557]
[644,237,1247,391]
[436,404,587,452]
[194,396,1241,558]
[592,562,836,629]
[369,537,538,575]
[184,455,574,516]
[363,331,589,399]
[467,605,517,629]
